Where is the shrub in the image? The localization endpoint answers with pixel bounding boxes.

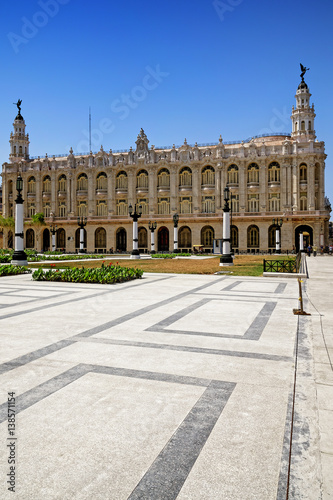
[32,263,143,284]
[0,265,31,277]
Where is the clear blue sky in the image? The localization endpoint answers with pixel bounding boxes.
[1,0,332,212]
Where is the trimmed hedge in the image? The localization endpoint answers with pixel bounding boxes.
[32,263,143,284]
[151,253,191,259]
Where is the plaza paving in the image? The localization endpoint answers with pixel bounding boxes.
[0,257,332,499]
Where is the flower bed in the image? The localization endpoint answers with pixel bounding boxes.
[0,265,32,277]
[32,263,143,284]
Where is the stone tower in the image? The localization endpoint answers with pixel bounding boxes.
[9,101,30,162]
[291,71,316,142]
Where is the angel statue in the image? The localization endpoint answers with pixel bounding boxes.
[300,64,310,81]
[13,99,22,113]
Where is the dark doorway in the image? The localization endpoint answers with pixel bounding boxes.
[295,225,313,251]
[43,229,50,251]
[158,227,169,252]
[116,228,127,252]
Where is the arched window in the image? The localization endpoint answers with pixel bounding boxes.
[201,166,215,186]
[228,164,239,184]
[300,195,307,211]
[77,201,87,216]
[179,167,192,187]
[247,225,259,248]
[27,176,36,194]
[96,201,107,216]
[247,163,259,184]
[295,122,298,132]
[300,164,307,182]
[315,163,320,181]
[26,228,35,249]
[77,173,88,191]
[158,197,170,215]
[180,197,192,214]
[247,194,259,212]
[43,175,51,193]
[201,226,214,246]
[138,199,149,215]
[268,162,280,183]
[96,172,107,190]
[231,194,239,213]
[116,228,127,251]
[308,121,312,131]
[58,175,67,192]
[13,146,17,154]
[268,194,280,212]
[43,203,51,218]
[301,120,305,130]
[59,203,66,217]
[8,180,13,194]
[28,203,36,217]
[202,196,215,213]
[231,226,238,248]
[95,227,106,249]
[116,171,128,189]
[137,170,149,188]
[138,227,148,248]
[179,226,191,248]
[19,146,22,155]
[157,168,170,188]
[116,200,128,216]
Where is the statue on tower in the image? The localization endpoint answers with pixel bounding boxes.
[300,63,310,81]
[13,99,23,119]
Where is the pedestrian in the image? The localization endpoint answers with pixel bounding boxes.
[329,244,333,255]
[307,244,312,256]
[313,244,317,257]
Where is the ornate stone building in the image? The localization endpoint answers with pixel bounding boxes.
[1,77,331,253]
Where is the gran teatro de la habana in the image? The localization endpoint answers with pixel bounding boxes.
[1,73,331,255]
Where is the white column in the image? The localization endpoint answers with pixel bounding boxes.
[151,231,155,253]
[173,226,178,252]
[11,202,28,265]
[131,219,140,259]
[52,233,56,252]
[275,228,280,253]
[299,232,304,252]
[222,211,231,255]
[80,228,85,252]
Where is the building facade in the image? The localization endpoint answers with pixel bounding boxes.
[1,78,331,253]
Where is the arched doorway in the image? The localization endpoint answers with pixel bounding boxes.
[116,228,127,252]
[43,229,50,251]
[201,226,214,252]
[179,226,191,250]
[231,225,238,250]
[57,228,66,251]
[295,225,313,252]
[158,227,169,252]
[95,227,106,252]
[138,227,148,250]
[26,228,35,249]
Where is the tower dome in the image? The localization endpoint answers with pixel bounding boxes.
[9,100,30,162]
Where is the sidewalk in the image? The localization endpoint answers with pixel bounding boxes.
[0,261,331,499]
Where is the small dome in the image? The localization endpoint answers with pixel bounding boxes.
[298,80,308,90]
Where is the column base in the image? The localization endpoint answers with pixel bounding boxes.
[11,250,28,266]
[219,254,234,267]
[130,254,141,259]
[150,251,156,254]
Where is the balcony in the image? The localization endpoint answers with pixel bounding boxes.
[58,190,66,199]
[76,190,88,198]
[27,192,36,198]
[96,188,107,197]
[179,184,192,192]
[201,183,215,191]
[136,186,148,194]
[157,185,170,193]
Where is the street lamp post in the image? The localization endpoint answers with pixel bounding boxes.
[129,204,142,259]
[173,213,179,253]
[11,175,28,266]
[50,225,57,252]
[272,218,283,254]
[77,217,87,253]
[220,186,233,266]
[148,221,157,254]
